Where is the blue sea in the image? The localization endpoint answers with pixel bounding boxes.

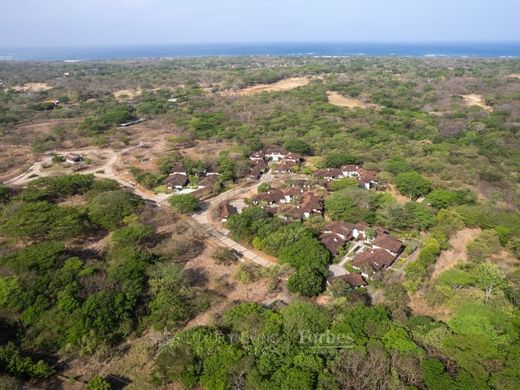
[1,42,519,61]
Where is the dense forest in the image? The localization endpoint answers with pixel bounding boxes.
[0,57,519,389]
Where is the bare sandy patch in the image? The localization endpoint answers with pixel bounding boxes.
[387,184,411,205]
[326,91,378,109]
[431,228,481,279]
[508,74,520,79]
[11,82,53,92]
[461,94,493,111]
[0,145,37,182]
[114,88,143,101]
[222,77,311,96]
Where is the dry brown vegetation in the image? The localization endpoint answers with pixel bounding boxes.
[10,82,53,92]
[326,90,379,109]
[461,94,493,111]
[222,76,311,96]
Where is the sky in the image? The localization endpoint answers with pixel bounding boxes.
[1,0,519,47]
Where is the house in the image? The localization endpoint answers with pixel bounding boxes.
[218,203,237,222]
[274,161,297,174]
[170,163,187,176]
[289,179,311,189]
[323,221,355,241]
[249,151,266,161]
[65,153,83,164]
[372,233,403,256]
[252,189,285,205]
[283,187,305,203]
[284,152,303,163]
[199,173,220,188]
[248,160,268,179]
[341,165,361,177]
[327,273,367,288]
[353,222,369,240]
[277,205,305,221]
[358,168,378,189]
[352,249,397,276]
[320,232,347,255]
[314,168,343,181]
[300,192,323,218]
[264,146,287,162]
[164,173,189,190]
[320,222,354,254]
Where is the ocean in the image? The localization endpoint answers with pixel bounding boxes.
[1,42,519,61]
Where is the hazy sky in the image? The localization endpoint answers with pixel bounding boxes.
[1,0,519,47]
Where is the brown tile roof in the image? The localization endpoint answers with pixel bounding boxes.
[278,205,305,220]
[284,187,305,196]
[314,168,343,178]
[373,233,403,254]
[342,273,367,287]
[218,203,237,219]
[170,163,186,174]
[252,189,285,204]
[352,249,396,271]
[164,173,188,188]
[284,152,302,162]
[358,168,378,183]
[320,232,347,254]
[275,161,297,172]
[300,193,323,213]
[354,222,370,231]
[341,164,360,172]
[324,221,355,239]
[264,146,287,154]
[199,174,220,187]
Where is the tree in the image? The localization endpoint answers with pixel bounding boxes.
[472,263,506,303]
[427,189,476,209]
[168,194,200,214]
[278,236,330,272]
[321,152,360,168]
[394,171,431,199]
[217,152,235,182]
[283,139,312,155]
[329,177,360,191]
[325,191,368,223]
[88,190,142,230]
[287,267,325,297]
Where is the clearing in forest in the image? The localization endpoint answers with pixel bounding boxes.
[461,94,493,111]
[222,77,311,96]
[431,227,481,278]
[326,91,379,109]
[114,88,143,100]
[508,74,520,79]
[11,82,53,92]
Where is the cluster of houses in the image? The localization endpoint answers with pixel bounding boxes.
[314,165,379,190]
[249,146,303,178]
[321,221,404,288]
[163,163,220,191]
[251,184,324,221]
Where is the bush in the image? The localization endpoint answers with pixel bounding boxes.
[466,229,501,262]
[0,342,54,379]
[87,376,112,390]
[88,190,142,230]
[288,268,325,297]
[211,247,239,265]
[168,194,200,214]
[321,152,361,168]
[283,139,312,155]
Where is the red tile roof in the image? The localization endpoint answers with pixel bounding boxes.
[372,233,403,254]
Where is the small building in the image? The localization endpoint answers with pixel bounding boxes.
[284,152,303,163]
[353,222,369,240]
[218,203,238,222]
[251,189,285,205]
[323,221,355,241]
[341,165,361,177]
[249,151,266,161]
[314,168,343,181]
[372,233,404,256]
[170,163,187,176]
[164,173,189,191]
[327,273,367,289]
[65,153,83,164]
[352,249,397,276]
[358,168,379,189]
[283,187,305,203]
[320,232,347,255]
[264,146,287,162]
[199,173,220,188]
[274,161,297,174]
[300,192,324,218]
